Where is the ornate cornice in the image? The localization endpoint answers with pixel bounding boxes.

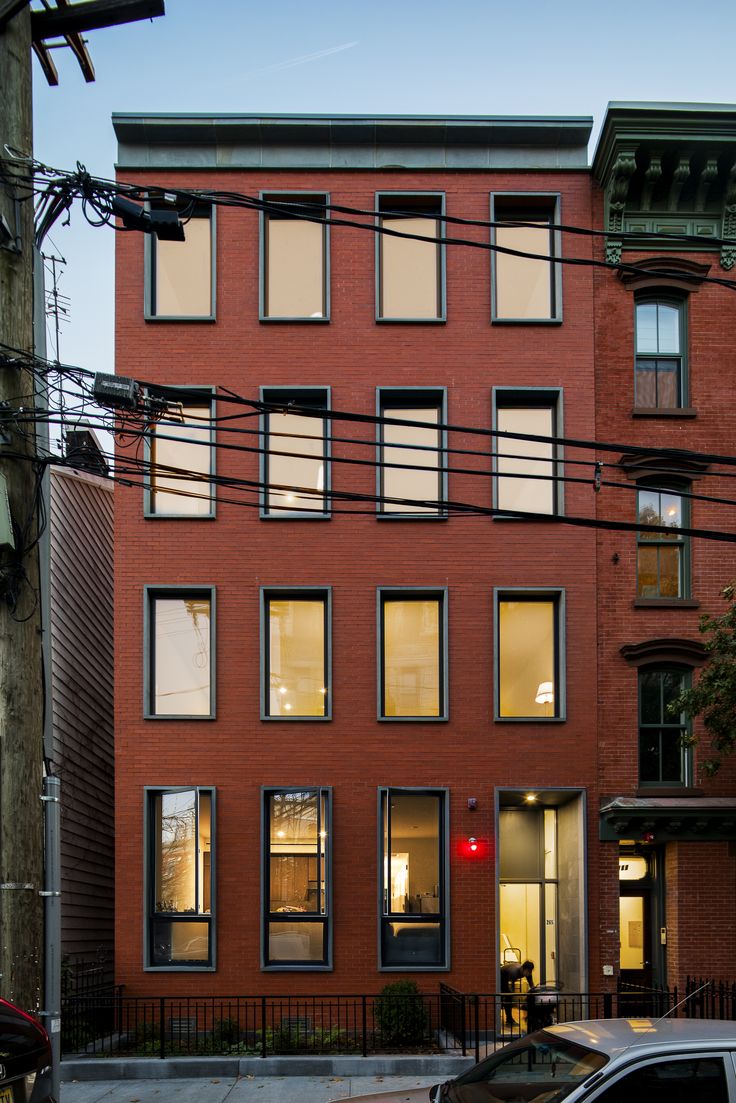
[617,256,711,291]
[619,638,709,667]
[593,103,736,266]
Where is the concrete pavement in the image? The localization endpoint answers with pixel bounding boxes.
[60,1074,438,1102]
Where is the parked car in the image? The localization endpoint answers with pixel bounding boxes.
[350,1019,736,1102]
[0,997,55,1103]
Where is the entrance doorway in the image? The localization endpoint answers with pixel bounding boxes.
[618,845,664,990]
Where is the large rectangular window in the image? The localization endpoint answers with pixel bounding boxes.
[379,788,448,969]
[639,668,692,786]
[492,195,560,322]
[494,389,561,515]
[379,590,447,720]
[378,389,446,516]
[146,588,214,718]
[263,590,330,719]
[261,388,329,517]
[263,788,331,968]
[496,592,564,720]
[147,391,214,516]
[377,193,444,321]
[147,787,214,969]
[261,194,328,320]
[147,206,214,320]
[636,484,688,598]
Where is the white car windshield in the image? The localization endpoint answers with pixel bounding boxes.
[440,1031,608,1103]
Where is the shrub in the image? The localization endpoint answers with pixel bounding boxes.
[375,980,428,1047]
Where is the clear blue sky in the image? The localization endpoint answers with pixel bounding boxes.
[33,0,736,384]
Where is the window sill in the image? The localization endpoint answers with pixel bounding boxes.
[144,512,216,520]
[492,512,560,521]
[262,715,332,722]
[494,715,566,723]
[380,964,450,972]
[262,964,333,971]
[376,513,448,521]
[375,316,446,324]
[634,598,699,609]
[144,713,217,721]
[145,314,216,323]
[259,316,330,324]
[260,513,331,521]
[632,407,697,418]
[145,965,217,972]
[378,715,448,722]
[491,317,562,326]
[636,787,701,797]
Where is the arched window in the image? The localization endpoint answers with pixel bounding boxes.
[634,296,686,409]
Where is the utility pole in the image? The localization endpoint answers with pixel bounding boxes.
[0,3,44,1012]
[0,0,165,1024]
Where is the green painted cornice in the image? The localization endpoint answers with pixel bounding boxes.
[112,112,593,173]
[593,102,736,268]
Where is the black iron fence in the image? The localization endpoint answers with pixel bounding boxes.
[61,979,736,1062]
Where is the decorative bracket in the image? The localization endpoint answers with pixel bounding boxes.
[721,163,736,270]
[606,151,636,264]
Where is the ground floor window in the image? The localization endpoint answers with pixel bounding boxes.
[379,787,448,968]
[263,788,331,968]
[147,787,214,969]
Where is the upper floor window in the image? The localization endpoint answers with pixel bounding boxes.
[379,590,447,720]
[636,483,689,599]
[147,204,214,320]
[496,591,564,721]
[147,786,214,969]
[635,298,686,409]
[379,788,448,969]
[378,389,446,517]
[494,389,562,515]
[261,194,328,320]
[376,193,445,321]
[262,589,330,719]
[145,588,214,719]
[491,194,560,322]
[263,788,331,968]
[146,390,215,517]
[639,667,692,787]
[261,388,330,518]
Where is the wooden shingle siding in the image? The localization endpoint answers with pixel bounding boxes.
[49,467,114,971]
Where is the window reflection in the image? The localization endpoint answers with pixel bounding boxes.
[153,215,212,318]
[150,402,212,515]
[382,597,442,717]
[498,599,557,718]
[152,595,211,716]
[267,596,327,717]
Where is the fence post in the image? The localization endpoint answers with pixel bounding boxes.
[261,996,267,1058]
[474,995,480,1066]
[460,993,466,1057]
[159,997,165,1060]
[362,995,367,1058]
[603,992,613,1020]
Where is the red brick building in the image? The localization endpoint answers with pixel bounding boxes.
[112,105,736,1007]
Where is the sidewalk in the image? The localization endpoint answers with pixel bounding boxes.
[59,1055,474,1103]
[61,1074,439,1102]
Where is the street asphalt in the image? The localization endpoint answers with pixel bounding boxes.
[60,1075,438,1102]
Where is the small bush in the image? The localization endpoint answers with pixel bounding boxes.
[375,981,428,1047]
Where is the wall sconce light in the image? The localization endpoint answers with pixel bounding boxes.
[468,837,478,853]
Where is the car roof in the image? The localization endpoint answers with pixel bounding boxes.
[546,1018,736,1057]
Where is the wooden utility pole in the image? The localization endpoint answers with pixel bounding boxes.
[0,3,44,1012]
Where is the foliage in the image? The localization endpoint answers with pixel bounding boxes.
[375,980,428,1046]
[671,582,736,775]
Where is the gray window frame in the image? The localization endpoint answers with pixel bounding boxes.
[636,480,691,600]
[638,665,693,788]
[376,387,448,519]
[377,786,450,971]
[490,193,562,324]
[261,586,332,721]
[144,585,216,720]
[375,192,447,323]
[494,588,566,722]
[492,387,564,517]
[261,786,333,971]
[377,587,449,722]
[143,784,216,972]
[259,191,330,323]
[144,203,216,322]
[634,294,688,410]
[259,386,331,520]
[144,385,216,519]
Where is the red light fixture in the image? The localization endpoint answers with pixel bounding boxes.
[469,836,478,853]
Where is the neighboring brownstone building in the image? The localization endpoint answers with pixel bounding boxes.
[111,104,736,1005]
